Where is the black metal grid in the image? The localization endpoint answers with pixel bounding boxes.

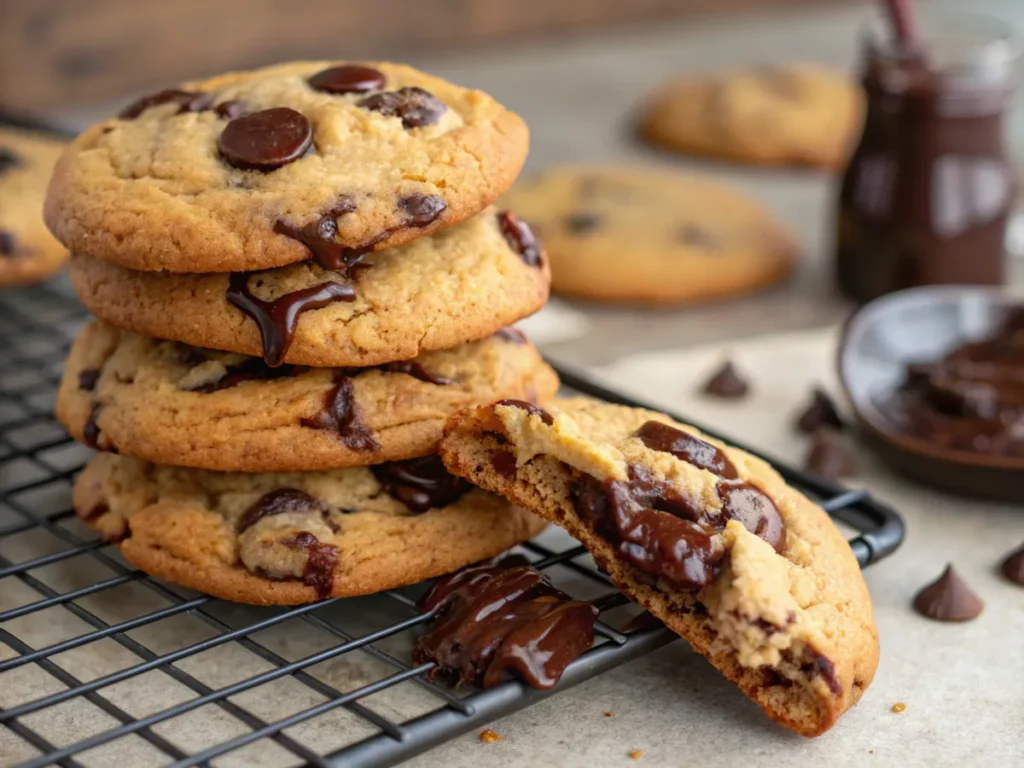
[0,281,905,768]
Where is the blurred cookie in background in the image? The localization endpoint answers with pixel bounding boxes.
[639,63,863,170]
[0,127,68,286]
[501,166,800,305]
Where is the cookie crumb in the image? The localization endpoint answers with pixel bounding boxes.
[891,702,906,714]
[603,711,614,718]
[479,728,502,744]
[629,750,643,760]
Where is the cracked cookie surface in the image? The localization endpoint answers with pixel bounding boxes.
[74,453,547,605]
[0,127,68,286]
[69,208,550,367]
[439,397,878,736]
[57,321,558,472]
[45,61,528,272]
[502,167,799,305]
[640,63,863,169]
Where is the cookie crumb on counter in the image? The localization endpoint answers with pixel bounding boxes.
[629,750,643,760]
[479,728,502,744]
[891,702,906,714]
[603,711,614,718]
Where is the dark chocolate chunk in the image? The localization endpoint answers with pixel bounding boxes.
[414,562,598,690]
[282,531,339,599]
[804,427,855,480]
[237,488,326,532]
[399,194,447,227]
[119,89,211,119]
[183,358,304,393]
[371,456,470,514]
[214,100,246,120]
[912,564,984,621]
[357,87,447,129]
[78,369,101,391]
[0,147,24,174]
[83,403,103,449]
[226,273,355,366]
[495,399,554,426]
[378,360,453,386]
[801,652,842,697]
[497,211,542,268]
[218,107,312,171]
[999,543,1024,586]
[634,420,737,479]
[494,326,527,345]
[0,230,18,256]
[717,479,785,551]
[273,197,360,272]
[700,360,749,399]
[308,64,387,94]
[564,212,602,234]
[301,371,380,451]
[490,450,519,479]
[796,387,844,433]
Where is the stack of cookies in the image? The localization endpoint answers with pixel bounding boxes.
[47,61,556,604]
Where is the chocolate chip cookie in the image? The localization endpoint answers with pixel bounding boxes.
[639,63,863,169]
[439,397,878,737]
[0,127,68,286]
[502,167,799,304]
[45,61,529,273]
[57,321,558,472]
[74,452,547,604]
[69,208,550,367]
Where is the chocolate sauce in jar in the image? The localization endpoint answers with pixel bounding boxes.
[836,16,1020,302]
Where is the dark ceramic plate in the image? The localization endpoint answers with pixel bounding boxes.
[839,285,1024,502]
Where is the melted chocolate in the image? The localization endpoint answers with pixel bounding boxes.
[716,479,785,551]
[301,371,380,451]
[357,87,447,128]
[78,369,101,391]
[226,273,355,366]
[635,420,738,479]
[0,147,23,174]
[273,198,361,272]
[414,562,598,690]
[495,399,554,426]
[371,456,470,513]
[497,211,543,268]
[803,653,842,697]
[378,360,453,386]
[491,450,519,479]
[237,488,327,532]
[283,531,339,599]
[119,89,211,119]
[399,194,447,227]
[184,358,304,392]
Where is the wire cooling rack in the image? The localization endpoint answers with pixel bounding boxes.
[0,279,905,768]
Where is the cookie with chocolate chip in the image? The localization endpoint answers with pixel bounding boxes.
[0,127,68,286]
[56,321,558,472]
[45,61,529,273]
[69,208,550,367]
[640,63,863,169]
[501,167,798,305]
[74,452,547,604]
[439,397,878,737]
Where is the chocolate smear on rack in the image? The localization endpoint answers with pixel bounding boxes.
[796,387,845,433]
[999,543,1024,586]
[700,360,749,399]
[301,370,380,451]
[371,456,470,514]
[237,488,331,532]
[497,211,543,268]
[804,427,855,480]
[218,107,312,171]
[912,564,984,621]
[282,531,339,599]
[226,272,355,367]
[414,560,598,689]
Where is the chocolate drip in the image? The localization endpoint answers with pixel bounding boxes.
[371,456,470,513]
[414,562,598,690]
[494,326,527,345]
[497,211,543,268]
[635,420,737,479]
[378,360,453,386]
[237,488,328,532]
[78,369,101,391]
[495,399,554,425]
[273,198,361,271]
[185,358,305,393]
[301,371,380,451]
[226,273,355,366]
[282,531,339,599]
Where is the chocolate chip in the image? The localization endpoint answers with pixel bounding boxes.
[282,531,339,599]
[700,360,749,399]
[495,399,554,426]
[1000,543,1024,586]
[913,564,984,621]
[677,225,719,250]
[83,403,104,449]
[371,456,470,514]
[378,360,453,386]
[0,230,18,257]
[717,479,785,551]
[399,194,447,227]
[218,107,312,171]
[119,89,211,119]
[214,100,246,120]
[0,147,23,175]
[237,488,326,532]
[795,387,844,433]
[565,212,601,234]
[494,327,527,345]
[802,652,842,697]
[184,358,305,393]
[301,371,380,451]
[308,64,387,94]
[490,450,519,479]
[78,369,101,391]
[804,427,854,480]
[497,211,543,268]
[634,420,738,478]
[357,87,446,129]
[274,198,361,272]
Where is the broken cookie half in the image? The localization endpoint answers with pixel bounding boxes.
[439,397,878,737]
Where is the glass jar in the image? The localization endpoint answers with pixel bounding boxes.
[835,13,1020,303]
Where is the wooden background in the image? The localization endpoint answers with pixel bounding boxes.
[0,0,850,112]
